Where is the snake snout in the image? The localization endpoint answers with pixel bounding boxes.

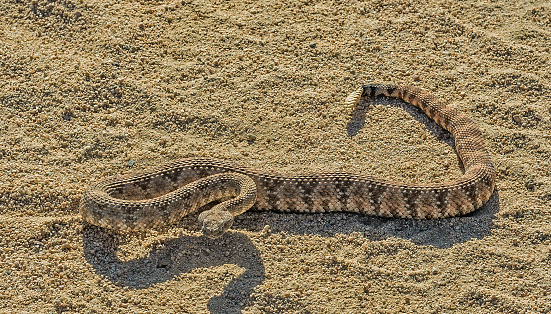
[198,209,234,239]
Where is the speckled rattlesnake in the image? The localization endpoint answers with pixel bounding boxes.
[80,84,496,238]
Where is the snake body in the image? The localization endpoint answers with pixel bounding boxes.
[80,84,496,237]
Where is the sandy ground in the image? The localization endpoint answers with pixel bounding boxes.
[1,0,551,313]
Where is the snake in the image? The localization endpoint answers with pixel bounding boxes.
[80,84,496,238]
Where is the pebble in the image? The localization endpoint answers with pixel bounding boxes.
[525,179,535,191]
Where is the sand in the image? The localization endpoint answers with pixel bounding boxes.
[1,0,550,312]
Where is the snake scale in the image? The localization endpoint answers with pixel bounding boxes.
[80,84,496,238]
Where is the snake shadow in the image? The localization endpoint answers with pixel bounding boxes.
[347,96,456,146]
[233,96,500,248]
[82,217,265,314]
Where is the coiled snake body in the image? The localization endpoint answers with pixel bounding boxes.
[80,84,496,238]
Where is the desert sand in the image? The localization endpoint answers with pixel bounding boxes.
[1,0,550,313]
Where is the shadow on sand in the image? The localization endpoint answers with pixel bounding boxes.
[83,220,265,314]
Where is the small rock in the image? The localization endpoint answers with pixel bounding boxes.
[260,225,271,237]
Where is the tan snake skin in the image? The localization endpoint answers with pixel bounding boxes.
[80,84,496,238]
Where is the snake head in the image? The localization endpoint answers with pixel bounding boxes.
[198,208,234,239]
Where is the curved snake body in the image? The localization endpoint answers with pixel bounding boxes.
[80,84,496,237]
